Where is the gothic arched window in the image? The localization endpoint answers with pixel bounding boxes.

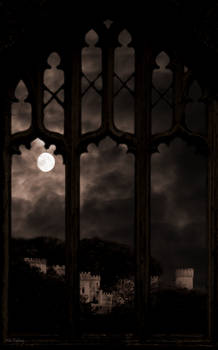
[0,16,216,349]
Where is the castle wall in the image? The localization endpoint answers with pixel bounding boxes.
[92,290,113,313]
[176,276,193,290]
[24,257,47,274]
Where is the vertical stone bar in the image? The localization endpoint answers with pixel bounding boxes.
[64,45,81,336]
[0,85,11,342]
[209,98,218,340]
[135,45,152,336]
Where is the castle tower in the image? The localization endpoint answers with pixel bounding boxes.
[80,272,101,302]
[175,268,194,290]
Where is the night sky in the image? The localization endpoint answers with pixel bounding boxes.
[11,30,208,287]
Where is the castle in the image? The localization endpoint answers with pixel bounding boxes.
[33,263,113,313]
[80,272,113,313]
[150,268,195,291]
[24,257,47,274]
[24,258,195,314]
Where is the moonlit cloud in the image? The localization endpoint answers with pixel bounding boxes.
[12,139,65,240]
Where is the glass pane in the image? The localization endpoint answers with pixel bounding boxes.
[114,76,122,95]
[186,81,207,134]
[80,138,135,333]
[114,30,134,133]
[43,52,64,134]
[152,99,172,134]
[44,99,64,134]
[150,139,208,334]
[82,30,101,81]
[114,89,134,133]
[9,138,66,335]
[82,89,101,133]
[115,30,134,81]
[81,30,102,134]
[44,52,64,92]
[152,52,172,93]
[11,80,31,134]
[152,52,173,134]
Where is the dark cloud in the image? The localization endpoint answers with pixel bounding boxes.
[80,138,134,246]
[152,99,172,134]
[151,221,208,285]
[24,193,65,240]
[11,197,31,237]
[81,197,134,245]
[12,194,65,240]
[151,139,207,286]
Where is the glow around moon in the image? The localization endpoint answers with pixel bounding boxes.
[37,152,55,172]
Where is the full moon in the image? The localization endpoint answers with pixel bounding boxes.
[37,152,55,172]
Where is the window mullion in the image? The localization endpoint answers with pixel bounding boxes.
[209,98,218,341]
[0,86,11,343]
[135,45,152,337]
[64,46,81,336]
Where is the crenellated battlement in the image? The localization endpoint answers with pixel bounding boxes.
[102,292,112,298]
[24,257,46,264]
[24,257,47,274]
[80,271,101,281]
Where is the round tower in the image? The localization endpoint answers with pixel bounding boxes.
[175,268,194,290]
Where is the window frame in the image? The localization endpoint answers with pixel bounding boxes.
[0,20,217,348]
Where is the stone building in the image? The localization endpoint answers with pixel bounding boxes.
[24,257,47,274]
[80,272,101,303]
[80,272,113,313]
[175,268,194,290]
[52,264,65,276]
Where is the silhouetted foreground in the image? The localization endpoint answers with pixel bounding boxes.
[9,237,207,335]
[150,288,207,334]
[9,259,67,335]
